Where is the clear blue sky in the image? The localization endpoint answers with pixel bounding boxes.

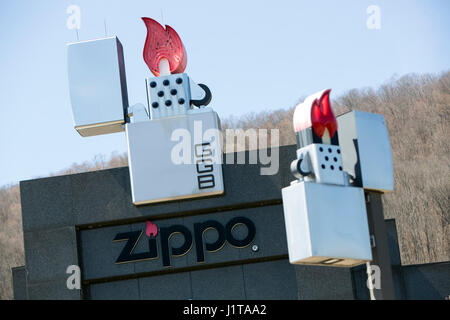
[0,0,449,186]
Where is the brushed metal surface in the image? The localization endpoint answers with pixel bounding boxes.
[282,181,372,267]
[337,111,394,193]
[126,108,224,205]
[67,36,128,136]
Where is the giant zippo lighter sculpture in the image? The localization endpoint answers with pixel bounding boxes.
[67,18,223,205]
[282,89,394,267]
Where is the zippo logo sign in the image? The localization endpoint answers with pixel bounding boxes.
[113,217,256,267]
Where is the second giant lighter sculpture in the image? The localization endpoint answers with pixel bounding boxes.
[282,89,394,267]
[67,18,224,205]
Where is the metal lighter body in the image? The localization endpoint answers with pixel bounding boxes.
[67,36,224,206]
[281,89,373,267]
[126,107,224,205]
[282,181,372,267]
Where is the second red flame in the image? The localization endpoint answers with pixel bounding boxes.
[310,89,337,138]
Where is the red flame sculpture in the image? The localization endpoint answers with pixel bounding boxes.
[145,220,158,238]
[293,89,338,138]
[142,17,187,76]
[310,89,337,138]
